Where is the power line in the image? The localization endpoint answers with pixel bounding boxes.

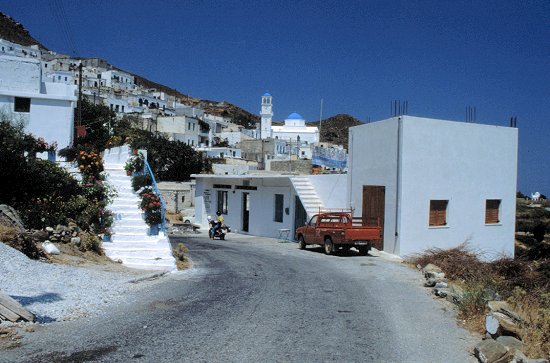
[49,0,79,57]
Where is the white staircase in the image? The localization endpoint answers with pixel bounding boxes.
[291,176,324,219]
[102,146,176,272]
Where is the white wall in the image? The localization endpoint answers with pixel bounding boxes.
[194,177,296,238]
[397,116,517,259]
[0,55,41,92]
[348,116,518,260]
[307,174,348,209]
[348,119,399,253]
[29,98,75,150]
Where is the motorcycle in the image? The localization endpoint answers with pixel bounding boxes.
[209,219,231,240]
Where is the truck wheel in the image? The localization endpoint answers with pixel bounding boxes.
[324,237,334,255]
[298,235,306,250]
[358,243,371,256]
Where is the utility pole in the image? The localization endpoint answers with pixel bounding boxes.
[319,98,323,141]
[78,62,83,127]
[289,138,292,173]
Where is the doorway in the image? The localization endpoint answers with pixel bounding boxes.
[242,192,250,232]
[362,185,385,247]
[294,196,307,233]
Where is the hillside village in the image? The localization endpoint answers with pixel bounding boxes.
[0,9,529,262]
[1,11,549,362]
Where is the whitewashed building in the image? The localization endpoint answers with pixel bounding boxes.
[156,115,200,146]
[193,174,346,238]
[0,49,77,152]
[347,116,518,259]
[193,115,518,260]
[259,93,319,144]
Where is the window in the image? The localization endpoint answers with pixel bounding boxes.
[14,97,30,112]
[429,200,448,226]
[485,199,501,224]
[213,184,231,189]
[274,194,284,222]
[188,122,191,130]
[217,191,228,214]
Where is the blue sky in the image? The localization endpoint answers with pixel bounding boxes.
[1,0,548,194]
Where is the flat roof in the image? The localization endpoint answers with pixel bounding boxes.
[191,173,298,179]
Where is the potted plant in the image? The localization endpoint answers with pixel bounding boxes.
[146,210,163,235]
[124,160,133,176]
[124,155,144,176]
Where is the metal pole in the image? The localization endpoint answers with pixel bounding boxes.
[319,98,323,142]
[78,62,83,126]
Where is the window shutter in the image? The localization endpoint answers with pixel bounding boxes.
[485,200,500,224]
[429,200,448,226]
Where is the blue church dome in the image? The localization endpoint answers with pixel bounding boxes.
[263,92,271,97]
[287,112,303,120]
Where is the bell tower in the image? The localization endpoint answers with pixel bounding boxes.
[260,92,273,139]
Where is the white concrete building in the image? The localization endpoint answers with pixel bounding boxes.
[193,115,518,260]
[259,92,319,144]
[347,116,518,259]
[271,113,319,145]
[193,174,346,238]
[156,115,200,146]
[0,51,77,152]
[101,70,135,91]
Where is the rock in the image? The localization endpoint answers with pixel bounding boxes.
[445,284,465,305]
[426,271,446,279]
[434,281,448,289]
[496,336,524,352]
[72,231,78,237]
[71,237,81,245]
[486,312,523,338]
[486,314,500,335]
[433,288,449,298]
[424,277,448,287]
[31,230,49,242]
[512,350,529,363]
[423,263,442,273]
[45,227,54,233]
[423,263,443,278]
[475,339,510,363]
[488,301,524,325]
[0,204,25,232]
[42,241,60,255]
[49,236,58,242]
[68,221,78,229]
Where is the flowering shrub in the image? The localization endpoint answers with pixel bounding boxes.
[77,150,103,177]
[139,187,163,226]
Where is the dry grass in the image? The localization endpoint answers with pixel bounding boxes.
[173,243,190,270]
[408,244,550,359]
[165,212,182,225]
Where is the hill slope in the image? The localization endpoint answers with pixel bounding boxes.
[0,12,47,50]
[308,114,363,148]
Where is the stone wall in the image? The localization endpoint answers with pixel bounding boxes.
[268,160,312,174]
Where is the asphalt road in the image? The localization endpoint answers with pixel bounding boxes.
[3,234,478,363]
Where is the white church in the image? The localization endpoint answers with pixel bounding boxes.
[259,92,319,144]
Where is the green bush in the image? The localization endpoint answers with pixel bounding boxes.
[130,132,205,182]
[132,174,152,191]
[0,120,114,234]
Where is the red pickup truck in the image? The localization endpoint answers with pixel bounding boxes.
[295,211,382,255]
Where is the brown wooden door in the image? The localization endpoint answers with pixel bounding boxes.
[362,185,385,247]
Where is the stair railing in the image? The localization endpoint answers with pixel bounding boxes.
[139,152,167,234]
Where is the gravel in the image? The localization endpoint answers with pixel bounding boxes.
[0,242,163,325]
